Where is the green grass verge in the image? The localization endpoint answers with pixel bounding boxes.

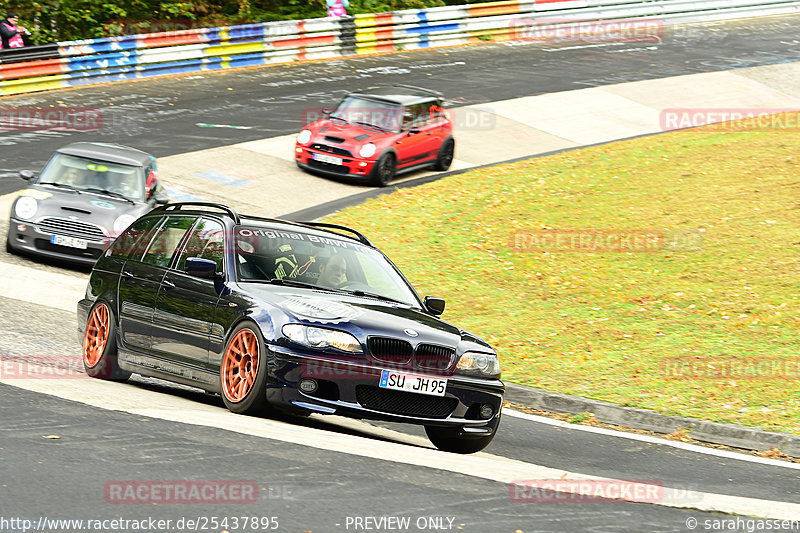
[326,115,800,434]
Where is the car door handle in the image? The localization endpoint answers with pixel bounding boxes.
[122,270,134,279]
[162,278,176,290]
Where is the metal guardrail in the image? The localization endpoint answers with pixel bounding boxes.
[0,0,798,96]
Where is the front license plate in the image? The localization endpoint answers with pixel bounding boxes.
[379,369,447,397]
[312,153,343,165]
[50,234,88,249]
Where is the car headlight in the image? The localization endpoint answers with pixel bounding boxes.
[14,196,37,221]
[359,143,376,158]
[456,351,501,378]
[282,324,362,353]
[113,214,136,234]
[297,129,312,145]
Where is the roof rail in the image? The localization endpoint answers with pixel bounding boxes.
[297,221,373,246]
[155,202,240,224]
[240,214,290,225]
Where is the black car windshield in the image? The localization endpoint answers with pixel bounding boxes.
[38,153,145,202]
[330,96,404,133]
[235,226,421,307]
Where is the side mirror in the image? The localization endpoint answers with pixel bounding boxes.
[154,193,169,205]
[19,170,34,180]
[407,127,420,136]
[186,257,218,279]
[424,296,445,316]
[322,108,332,118]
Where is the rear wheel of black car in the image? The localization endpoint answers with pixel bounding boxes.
[220,321,270,416]
[370,152,396,187]
[82,302,131,381]
[425,415,500,454]
[432,137,455,171]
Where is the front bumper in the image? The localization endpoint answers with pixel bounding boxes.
[295,145,376,181]
[7,216,108,265]
[266,346,505,434]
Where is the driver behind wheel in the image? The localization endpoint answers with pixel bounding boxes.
[317,254,347,288]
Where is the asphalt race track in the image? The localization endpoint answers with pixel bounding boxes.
[3,16,800,184]
[2,14,800,533]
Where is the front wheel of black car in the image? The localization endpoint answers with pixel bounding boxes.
[370,152,396,187]
[220,321,270,416]
[425,416,500,454]
[432,137,455,171]
[82,302,131,381]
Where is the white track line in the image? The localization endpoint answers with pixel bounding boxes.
[504,409,800,471]
[2,375,800,520]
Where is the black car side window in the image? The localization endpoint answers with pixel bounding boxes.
[406,103,431,128]
[140,216,197,268]
[107,216,161,259]
[175,217,225,273]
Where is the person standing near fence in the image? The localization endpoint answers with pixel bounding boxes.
[326,0,349,17]
[0,13,28,49]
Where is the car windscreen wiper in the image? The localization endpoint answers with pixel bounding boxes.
[352,121,387,132]
[263,278,346,294]
[84,187,135,204]
[342,289,407,306]
[38,181,82,193]
[329,115,349,124]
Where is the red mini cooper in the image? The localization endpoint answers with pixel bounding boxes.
[295,85,455,187]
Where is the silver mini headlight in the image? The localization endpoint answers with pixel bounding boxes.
[14,196,37,221]
[456,351,501,378]
[113,214,136,234]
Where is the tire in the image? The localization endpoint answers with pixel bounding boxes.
[6,233,18,255]
[82,302,131,381]
[370,152,396,187]
[220,321,270,415]
[432,137,455,171]
[425,415,500,454]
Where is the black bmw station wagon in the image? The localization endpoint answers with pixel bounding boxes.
[77,203,504,453]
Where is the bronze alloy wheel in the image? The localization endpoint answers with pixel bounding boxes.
[222,327,261,403]
[219,324,270,415]
[82,302,130,381]
[83,303,110,369]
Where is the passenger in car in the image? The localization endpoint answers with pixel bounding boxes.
[317,254,347,288]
